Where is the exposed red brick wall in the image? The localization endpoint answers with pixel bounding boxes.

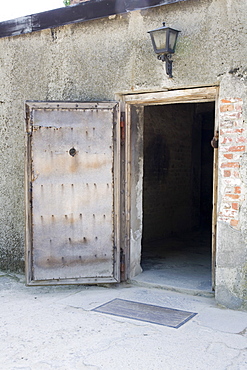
[218,98,244,229]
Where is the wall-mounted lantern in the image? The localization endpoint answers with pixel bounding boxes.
[148,22,180,78]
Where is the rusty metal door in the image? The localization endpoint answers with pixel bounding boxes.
[25,102,120,285]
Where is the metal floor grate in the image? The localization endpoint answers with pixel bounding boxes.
[92,298,197,328]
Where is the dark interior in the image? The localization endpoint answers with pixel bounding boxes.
[141,102,215,290]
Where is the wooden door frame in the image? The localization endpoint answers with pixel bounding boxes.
[117,86,219,287]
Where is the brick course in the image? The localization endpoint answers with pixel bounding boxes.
[218,98,244,229]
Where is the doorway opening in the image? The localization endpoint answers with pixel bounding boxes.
[140,102,215,293]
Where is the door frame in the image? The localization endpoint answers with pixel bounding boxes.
[25,101,121,285]
[118,86,219,287]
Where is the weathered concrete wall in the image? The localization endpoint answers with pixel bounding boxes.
[216,73,247,310]
[129,106,144,278]
[0,0,246,310]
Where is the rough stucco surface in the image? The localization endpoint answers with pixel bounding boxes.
[0,0,247,309]
[129,106,144,279]
[216,72,247,310]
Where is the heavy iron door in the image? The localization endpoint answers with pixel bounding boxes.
[25,102,120,285]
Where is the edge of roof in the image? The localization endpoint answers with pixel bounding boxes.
[0,0,187,39]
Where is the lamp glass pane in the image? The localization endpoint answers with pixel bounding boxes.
[168,30,178,51]
[152,29,167,51]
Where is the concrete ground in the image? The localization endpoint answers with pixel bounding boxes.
[0,271,247,370]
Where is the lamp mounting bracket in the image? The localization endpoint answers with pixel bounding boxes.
[158,54,173,78]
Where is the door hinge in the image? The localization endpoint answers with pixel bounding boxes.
[120,248,125,282]
[120,112,125,144]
